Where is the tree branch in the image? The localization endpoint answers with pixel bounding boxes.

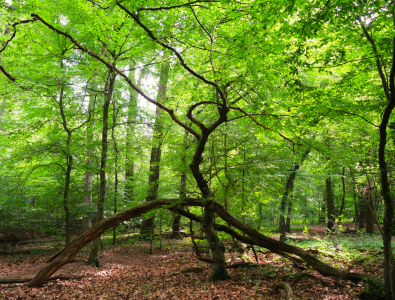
[116,2,227,103]
[31,13,201,140]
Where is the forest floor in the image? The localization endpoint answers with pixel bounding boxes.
[0,227,384,299]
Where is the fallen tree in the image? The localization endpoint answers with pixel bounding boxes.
[0,198,368,287]
[173,206,367,281]
[210,201,367,282]
[25,198,197,287]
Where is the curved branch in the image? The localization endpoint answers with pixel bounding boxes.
[328,108,378,128]
[0,19,37,55]
[116,2,227,103]
[187,101,219,131]
[30,13,200,140]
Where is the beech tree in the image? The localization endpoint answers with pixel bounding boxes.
[1,0,394,298]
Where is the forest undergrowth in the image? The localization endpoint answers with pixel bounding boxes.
[0,227,385,300]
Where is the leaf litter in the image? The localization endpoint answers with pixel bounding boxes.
[0,237,376,299]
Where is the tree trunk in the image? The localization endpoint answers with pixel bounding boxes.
[27,196,368,287]
[326,176,335,231]
[125,62,138,203]
[82,94,95,234]
[339,167,345,218]
[285,198,292,233]
[366,190,375,234]
[140,53,170,236]
[112,99,120,246]
[358,195,366,230]
[279,150,309,241]
[359,23,395,299]
[58,77,72,246]
[172,145,187,238]
[28,198,196,287]
[189,120,230,281]
[87,71,116,267]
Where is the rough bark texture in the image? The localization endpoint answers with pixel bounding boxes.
[140,53,170,236]
[87,71,116,267]
[326,176,335,231]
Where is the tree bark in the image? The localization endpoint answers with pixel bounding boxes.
[112,98,120,246]
[279,150,309,241]
[209,200,366,282]
[82,94,95,234]
[28,198,197,287]
[359,23,395,299]
[140,53,170,236]
[326,176,335,231]
[339,167,345,218]
[125,62,138,203]
[58,78,72,246]
[366,189,375,234]
[87,70,116,267]
[285,199,292,233]
[188,114,230,281]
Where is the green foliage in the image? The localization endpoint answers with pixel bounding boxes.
[359,277,385,300]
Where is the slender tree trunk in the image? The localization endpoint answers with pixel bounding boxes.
[366,190,375,234]
[82,95,95,233]
[326,176,335,231]
[87,71,116,267]
[58,77,72,246]
[339,167,345,218]
[358,195,366,230]
[125,63,138,203]
[140,53,170,236]
[279,150,309,241]
[285,197,292,233]
[112,99,119,246]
